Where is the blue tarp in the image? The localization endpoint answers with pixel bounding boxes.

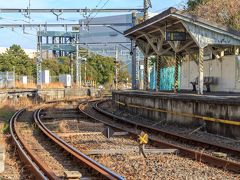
[150,66,181,90]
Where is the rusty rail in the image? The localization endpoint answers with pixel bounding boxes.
[79,100,240,173]
[95,100,240,156]
[9,109,58,180]
[35,108,124,180]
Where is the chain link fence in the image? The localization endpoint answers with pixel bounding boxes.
[0,72,15,88]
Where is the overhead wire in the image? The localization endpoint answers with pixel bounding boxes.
[4,27,35,41]
[0,0,130,55]
[86,0,111,26]
[85,0,104,19]
[53,1,105,27]
[153,0,187,13]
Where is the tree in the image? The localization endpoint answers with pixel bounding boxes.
[0,45,130,86]
[187,0,240,30]
[187,0,209,10]
[0,44,35,76]
[87,54,115,85]
[118,62,131,83]
[42,59,59,76]
[58,56,70,74]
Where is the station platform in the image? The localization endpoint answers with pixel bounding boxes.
[112,90,240,139]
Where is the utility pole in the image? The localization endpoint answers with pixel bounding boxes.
[143,0,149,21]
[70,37,74,84]
[131,11,137,89]
[36,27,42,89]
[75,33,82,87]
[76,44,80,86]
[114,46,119,90]
[79,56,82,87]
[84,58,87,85]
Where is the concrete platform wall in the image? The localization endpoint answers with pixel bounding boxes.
[180,55,240,92]
[113,91,240,139]
[0,88,99,102]
[38,88,98,101]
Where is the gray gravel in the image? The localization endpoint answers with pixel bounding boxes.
[44,109,240,180]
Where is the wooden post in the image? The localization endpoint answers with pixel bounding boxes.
[144,56,148,90]
[174,53,180,92]
[198,47,204,94]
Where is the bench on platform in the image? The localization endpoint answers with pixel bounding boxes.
[190,77,218,92]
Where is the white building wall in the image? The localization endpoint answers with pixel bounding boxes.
[180,55,240,92]
[59,74,71,87]
[41,70,50,84]
[235,56,240,90]
[20,76,28,84]
[180,59,198,89]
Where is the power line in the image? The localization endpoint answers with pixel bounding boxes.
[153,0,187,13]
[0,8,142,13]
[22,0,31,21]
[0,22,132,28]
[83,0,111,26]
[4,27,35,41]
[85,0,104,18]
[42,1,104,23]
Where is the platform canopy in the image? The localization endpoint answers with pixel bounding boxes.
[124,7,240,56]
[124,7,240,94]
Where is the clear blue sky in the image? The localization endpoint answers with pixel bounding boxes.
[0,0,187,49]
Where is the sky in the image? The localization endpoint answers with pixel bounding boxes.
[0,0,187,49]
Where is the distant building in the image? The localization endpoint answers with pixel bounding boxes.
[39,13,156,75]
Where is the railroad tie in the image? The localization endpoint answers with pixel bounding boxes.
[64,171,82,179]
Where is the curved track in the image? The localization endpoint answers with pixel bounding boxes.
[10,105,124,180]
[35,108,124,180]
[96,100,240,156]
[10,109,55,180]
[79,100,240,173]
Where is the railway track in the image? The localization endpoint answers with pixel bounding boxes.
[10,109,53,179]
[10,105,124,180]
[96,100,240,156]
[79,100,240,173]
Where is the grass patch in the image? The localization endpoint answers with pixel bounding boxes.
[0,109,14,134]
[0,110,14,122]
[1,122,9,134]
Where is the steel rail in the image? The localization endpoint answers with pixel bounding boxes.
[9,109,58,180]
[79,100,240,173]
[34,108,124,180]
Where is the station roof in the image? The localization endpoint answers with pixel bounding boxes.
[124,7,240,56]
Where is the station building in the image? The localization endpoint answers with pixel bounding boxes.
[112,7,240,139]
[125,7,240,94]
